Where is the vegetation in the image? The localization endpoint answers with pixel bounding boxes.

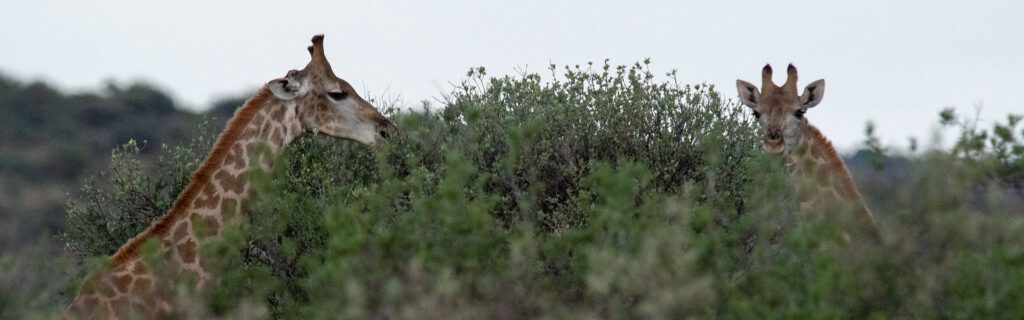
[2,60,1023,318]
[0,73,221,319]
[0,75,208,244]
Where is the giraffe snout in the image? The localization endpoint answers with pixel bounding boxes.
[377,118,397,140]
[369,116,397,147]
[763,128,785,153]
[766,129,783,143]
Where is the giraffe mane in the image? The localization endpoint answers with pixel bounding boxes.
[108,86,274,266]
[803,123,863,201]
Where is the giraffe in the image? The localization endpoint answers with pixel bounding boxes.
[63,34,394,319]
[736,64,882,242]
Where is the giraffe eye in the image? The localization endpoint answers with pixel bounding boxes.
[794,109,805,118]
[752,111,761,119]
[327,91,348,100]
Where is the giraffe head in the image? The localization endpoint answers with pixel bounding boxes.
[268,35,394,147]
[736,64,825,154]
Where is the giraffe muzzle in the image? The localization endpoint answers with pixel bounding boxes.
[370,118,397,147]
[765,129,784,144]
[763,129,784,153]
[378,117,397,139]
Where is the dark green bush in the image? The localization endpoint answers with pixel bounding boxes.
[62,121,217,259]
[58,61,1024,319]
[187,61,760,318]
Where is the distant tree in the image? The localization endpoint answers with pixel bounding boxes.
[121,83,177,116]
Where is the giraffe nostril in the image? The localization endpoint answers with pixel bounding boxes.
[377,118,396,140]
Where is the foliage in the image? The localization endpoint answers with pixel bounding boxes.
[62,121,217,258]
[940,107,1024,187]
[36,62,1024,318]
[0,73,221,318]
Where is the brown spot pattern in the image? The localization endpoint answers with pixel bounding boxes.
[96,302,113,319]
[160,239,175,258]
[171,221,190,242]
[245,143,266,165]
[65,87,294,319]
[239,126,257,141]
[246,142,274,169]
[177,239,197,264]
[98,279,117,297]
[252,113,266,127]
[271,128,284,146]
[132,262,148,275]
[104,88,271,268]
[192,183,220,209]
[110,296,131,316]
[214,169,247,195]
[270,105,286,120]
[221,198,238,219]
[191,213,220,238]
[112,274,132,293]
[228,143,247,170]
[260,120,275,138]
[131,277,152,295]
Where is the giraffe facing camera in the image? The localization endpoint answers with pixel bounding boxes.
[736,64,882,243]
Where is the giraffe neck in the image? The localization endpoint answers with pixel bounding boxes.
[154,89,304,277]
[65,87,307,318]
[783,122,881,241]
[182,93,304,232]
[784,123,859,206]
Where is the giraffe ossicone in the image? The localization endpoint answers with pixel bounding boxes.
[736,64,883,243]
[64,34,394,319]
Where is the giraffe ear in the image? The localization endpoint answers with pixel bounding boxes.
[801,79,825,109]
[268,78,299,100]
[736,79,759,109]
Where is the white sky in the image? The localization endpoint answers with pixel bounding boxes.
[1,1,1021,152]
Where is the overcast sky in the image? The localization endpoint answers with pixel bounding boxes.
[1,1,1021,152]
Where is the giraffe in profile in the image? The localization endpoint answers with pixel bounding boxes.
[736,64,882,242]
[64,35,394,319]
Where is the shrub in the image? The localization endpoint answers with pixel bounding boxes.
[58,61,1024,319]
[62,121,217,259]
[192,61,760,318]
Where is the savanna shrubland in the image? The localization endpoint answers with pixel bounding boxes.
[59,61,1024,319]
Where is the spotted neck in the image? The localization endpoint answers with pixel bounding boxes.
[783,122,882,242]
[64,88,306,319]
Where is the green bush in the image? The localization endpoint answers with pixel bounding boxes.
[190,61,760,319]
[58,61,1024,319]
[62,121,217,259]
